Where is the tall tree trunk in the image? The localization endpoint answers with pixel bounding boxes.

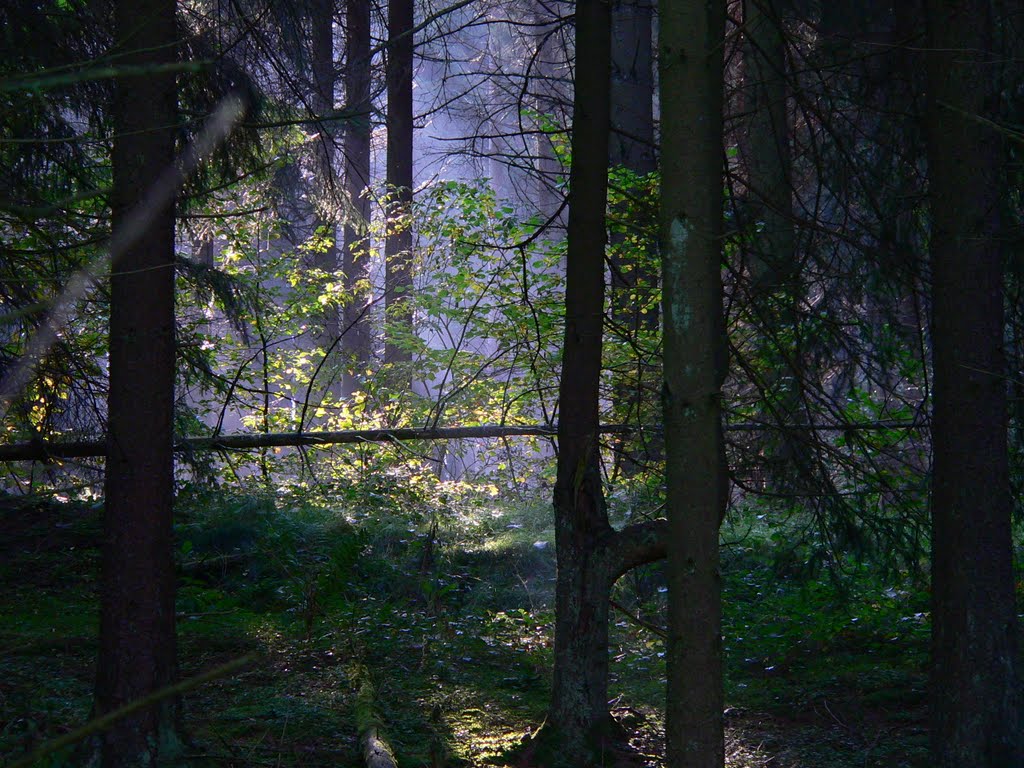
[95,0,182,763]
[659,0,727,765]
[529,0,565,220]
[547,0,612,751]
[609,0,654,174]
[310,0,342,399]
[743,0,793,294]
[741,0,807,487]
[528,3,670,763]
[384,0,414,369]
[926,0,1023,764]
[341,0,373,397]
[608,0,658,476]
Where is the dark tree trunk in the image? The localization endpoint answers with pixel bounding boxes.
[95,0,182,764]
[548,0,612,749]
[341,0,373,397]
[547,518,614,753]
[742,0,793,293]
[384,0,414,368]
[741,0,809,487]
[529,2,673,762]
[534,0,621,760]
[542,516,665,765]
[659,0,727,764]
[310,0,342,399]
[926,0,1023,764]
[609,0,654,174]
[608,0,658,476]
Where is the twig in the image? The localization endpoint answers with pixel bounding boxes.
[8,653,257,768]
[610,598,667,639]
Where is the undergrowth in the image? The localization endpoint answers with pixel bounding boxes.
[0,483,935,767]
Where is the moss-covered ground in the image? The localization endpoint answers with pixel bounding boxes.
[1,489,931,767]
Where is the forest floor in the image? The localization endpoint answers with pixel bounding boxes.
[0,488,930,767]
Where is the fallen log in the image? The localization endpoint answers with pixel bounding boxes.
[353,668,398,768]
[0,419,922,463]
[0,424,564,462]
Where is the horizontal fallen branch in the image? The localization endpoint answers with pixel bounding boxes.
[0,419,923,463]
[0,424,564,462]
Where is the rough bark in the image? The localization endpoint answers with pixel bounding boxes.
[926,0,1023,764]
[95,0,183,763]
[341,0,373,396]
[659,0,728,765]
[384,0,414,368]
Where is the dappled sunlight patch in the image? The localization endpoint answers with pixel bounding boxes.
[724,713,781,768]
[611,705,665,767]
[445,701,535,764]
[482,609,554,656]
[478,527,553,555]
[242,617,296,656]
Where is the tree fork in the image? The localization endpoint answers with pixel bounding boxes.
[539,0,618,757]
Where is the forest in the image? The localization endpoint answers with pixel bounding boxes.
[1,0,1023,765]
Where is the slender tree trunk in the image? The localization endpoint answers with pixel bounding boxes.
[743,0,793,293]
[544,0,614,757]
[341,0,373,397]
[310,0,342,399]
[609,0,654,174]
[529,0,565,220]
[384,0,414,368]
[742,0,808,487]
[95,0,182,764]
[608,0,658,476]
[530,3,673,762]
[926,0,1023,764]
[659,0,727,764]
